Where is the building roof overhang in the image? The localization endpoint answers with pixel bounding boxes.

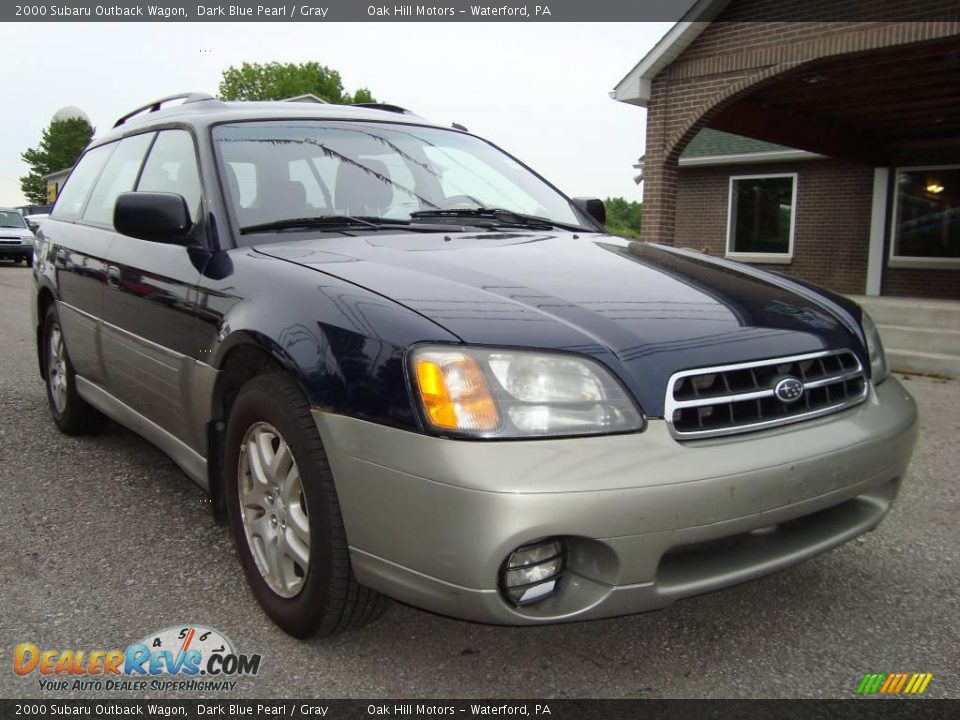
[281,94,330,104]
[611,0,730,106]
[634,148,823,171]
[42,168,72,181]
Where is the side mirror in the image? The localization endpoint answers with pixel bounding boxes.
[114,192,192,244]
[572,197,606,226]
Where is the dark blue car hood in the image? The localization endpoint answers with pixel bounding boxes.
[255,232,864,416]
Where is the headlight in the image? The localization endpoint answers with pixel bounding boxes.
[410,345,643,438]
[861,311,888,384]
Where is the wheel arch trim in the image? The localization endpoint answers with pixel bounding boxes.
[205,332,319,516]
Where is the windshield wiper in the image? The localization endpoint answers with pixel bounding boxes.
[240,215,411,235]
[409,208,585,232]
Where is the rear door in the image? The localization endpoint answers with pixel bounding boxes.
[44,142,117,384]
[100,129,208,452]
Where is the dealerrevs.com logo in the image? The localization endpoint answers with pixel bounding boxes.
[14,625,262,692]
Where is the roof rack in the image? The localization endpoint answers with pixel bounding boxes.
[113,92,216,128]
[350,102,412,115]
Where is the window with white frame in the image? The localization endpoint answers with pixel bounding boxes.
[726,173,797,259]
[891,166,960,262]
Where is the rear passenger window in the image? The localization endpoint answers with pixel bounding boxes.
[51,144,115,221]
[138,130,202,221]
[82,133,155,227]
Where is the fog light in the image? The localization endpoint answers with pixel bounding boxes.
[500,539,564,606]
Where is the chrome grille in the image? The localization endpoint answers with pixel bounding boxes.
[665,350,868,439]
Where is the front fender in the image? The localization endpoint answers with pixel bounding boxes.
[201,252,458,432]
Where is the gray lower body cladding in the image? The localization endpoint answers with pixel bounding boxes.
[312,377,918,625]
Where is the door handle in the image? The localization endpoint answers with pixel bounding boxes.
[107,265,121,288]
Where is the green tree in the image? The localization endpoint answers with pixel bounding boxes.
[20,117,95,205]
[218,61,376,104]
[604,197,643,240]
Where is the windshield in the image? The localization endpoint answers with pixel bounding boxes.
[212,120,584,238]
[0,211,27,229]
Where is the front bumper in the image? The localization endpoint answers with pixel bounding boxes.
[0,244,32,259]
[313,377,918,624]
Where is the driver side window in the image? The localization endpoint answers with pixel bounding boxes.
[81,133,155,227]
[137,130,203,222]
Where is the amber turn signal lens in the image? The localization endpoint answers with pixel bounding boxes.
[414,353,500,432]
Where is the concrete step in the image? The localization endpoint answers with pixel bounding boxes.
[878,324,960,356]
[886,348,960,379]
[850,295,960,331]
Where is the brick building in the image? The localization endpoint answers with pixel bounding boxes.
[613,0,960,300]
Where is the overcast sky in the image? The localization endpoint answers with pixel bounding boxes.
[0,22,671,207]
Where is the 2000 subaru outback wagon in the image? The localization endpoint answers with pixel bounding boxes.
[33,93,918,637]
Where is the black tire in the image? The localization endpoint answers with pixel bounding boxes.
[224,372,387,638]
[42,303,106,436]
[25,255,33,267]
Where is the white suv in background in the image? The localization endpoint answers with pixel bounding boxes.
[0,209,35,265]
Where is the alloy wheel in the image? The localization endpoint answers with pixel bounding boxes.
[47,323,68,414]
[237,422,311,598]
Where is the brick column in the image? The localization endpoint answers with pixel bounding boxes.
[640,81,679,245]
[639,151,679,245]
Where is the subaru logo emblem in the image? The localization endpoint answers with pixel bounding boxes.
[774,377,804,403]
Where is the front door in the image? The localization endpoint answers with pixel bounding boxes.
[100,129,208,452]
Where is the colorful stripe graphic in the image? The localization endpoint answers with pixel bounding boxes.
[857,673,933,694]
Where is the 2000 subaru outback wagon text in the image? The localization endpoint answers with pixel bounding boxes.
[32,94,918,637]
